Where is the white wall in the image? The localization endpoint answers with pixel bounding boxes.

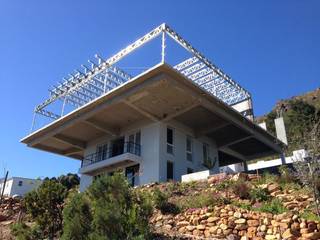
[0,178,42,197]
[79,119,220,190]
[158,120,219,182]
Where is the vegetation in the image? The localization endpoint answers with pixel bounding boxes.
[23,179,67,239]
[249,187,270,202]
[61,172,153,240]
[293,120,320,216]
[257,199,287,214]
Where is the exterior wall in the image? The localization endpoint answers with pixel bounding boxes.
[79,120,220,191]
[158,120,219,182]
[0,178,42,197]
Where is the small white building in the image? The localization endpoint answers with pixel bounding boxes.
[0,177,42,197]
[21,24,285,192]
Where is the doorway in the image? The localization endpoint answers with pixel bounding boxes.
[125,164,140,186]
[111,137,124,157]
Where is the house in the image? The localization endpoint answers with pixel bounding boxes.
[21,24,284,192]
[0,177,42,197]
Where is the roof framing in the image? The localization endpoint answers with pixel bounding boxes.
[31,23,252,132]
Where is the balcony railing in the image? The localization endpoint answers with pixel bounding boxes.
[81,142,141,167]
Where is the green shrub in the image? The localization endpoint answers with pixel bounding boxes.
[62,172,152,240]
[215,180,233,191]
[256,172,279,185]
[10,223,42,240]
[152,187,180,214]
[249,187,270,202]
[176,192,229,210]
[300,211,320,222]
[231,201,252,211]
[61,193,92,240]
[23,180,66,239]
[257,199,287,214]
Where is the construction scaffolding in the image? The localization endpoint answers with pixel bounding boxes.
[31,23,252,132]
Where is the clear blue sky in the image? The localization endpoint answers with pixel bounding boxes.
[0,1,319,179]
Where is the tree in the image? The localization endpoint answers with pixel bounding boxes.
[23,180,67,239]
[57,173,80,190]
[61,193,92,240]
[62,172,152,240]
[293,118,320,216]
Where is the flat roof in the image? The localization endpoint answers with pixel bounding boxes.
[21,63,284,164]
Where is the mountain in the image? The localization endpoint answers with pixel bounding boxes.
[256,87,320,152]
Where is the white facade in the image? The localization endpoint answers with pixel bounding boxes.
[0,177,42,197]
[79,120,219,192]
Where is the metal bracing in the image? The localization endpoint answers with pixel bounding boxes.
[31,23,252,131]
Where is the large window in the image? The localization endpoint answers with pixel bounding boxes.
[128,131,141,155]
[167,161,174,181]
[166,128,174,154]
[96,143,108,162]
[186,136,193,162]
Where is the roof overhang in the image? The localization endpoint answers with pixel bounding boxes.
[21,63,284,164]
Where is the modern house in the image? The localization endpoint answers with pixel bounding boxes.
[21,24,284,191]
[0,177,42,197]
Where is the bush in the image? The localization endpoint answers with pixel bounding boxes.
[300,211,320,222]
[23,180,66,239]
[249,187,270,202]
[61,193,92,240]
[257,199,287,214]
[62,172,152,240]
[231,181,250,199]
[10,223,42,240]
[152,187,179,214]
[215,180,233,191]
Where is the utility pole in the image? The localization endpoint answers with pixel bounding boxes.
[0,171,9,204]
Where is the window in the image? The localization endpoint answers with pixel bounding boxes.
[167,128,174,154]
[203,143,209,161]
[167,161,174,181]
[96,143,108,162]
[128,131,141,155]
[18,181,23,187]
[186,136,193,161]
[187,168,193,174]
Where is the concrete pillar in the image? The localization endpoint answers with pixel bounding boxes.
[280,152,286,165]
[258,122,267,131]
[243,160,248,172]
[275,117,288,145]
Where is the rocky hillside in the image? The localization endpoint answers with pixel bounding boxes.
[2,172,320,239]
[143,172,320,240]
[256,87,320,152]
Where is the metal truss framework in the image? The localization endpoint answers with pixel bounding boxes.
[31,23,252,131]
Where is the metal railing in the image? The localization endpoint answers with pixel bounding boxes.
[81,142,141,167]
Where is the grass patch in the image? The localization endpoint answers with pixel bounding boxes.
[231,200,252,211]
[175,192,230,211]
[249,187,270,202]
[257,199,287,214]
[300,211,320,221]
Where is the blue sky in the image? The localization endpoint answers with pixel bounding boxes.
[0,1,319,179]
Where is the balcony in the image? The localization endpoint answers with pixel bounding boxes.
[79,142,142,174]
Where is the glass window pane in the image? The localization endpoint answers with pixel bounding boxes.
[167,128,173,144]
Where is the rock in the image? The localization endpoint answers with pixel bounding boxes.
[186,225,195,231]
[207,216,219,223]
[208,173,228,184]
[259,225,267,232]
[235,218,246,224]
[196,224,206,230]
[307,221,317,231]
[163,224,172,230]
[247,219,259,227]
[209,226,218,233]
[267,183,280,193]
[231,173,247,181]
[302,232,320,240]
[234,211,242,218]
[178,226,186,233]
[282,229,293,239]
[220,223,228,230]
[265,235,277,240]
[177,221,189,227]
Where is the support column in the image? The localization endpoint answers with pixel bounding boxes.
[280,152,286,165]
[243,160,248,172]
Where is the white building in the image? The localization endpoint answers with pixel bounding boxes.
[0,177,42,197]
[21,24,285,192]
